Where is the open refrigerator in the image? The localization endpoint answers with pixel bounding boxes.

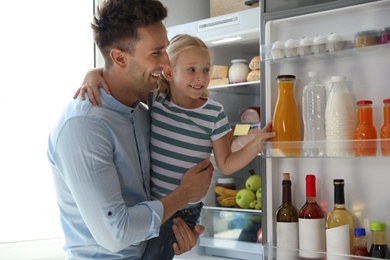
[259,0,390,259]
[167,7,264,260]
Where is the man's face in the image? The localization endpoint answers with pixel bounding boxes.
[126,22,170,94]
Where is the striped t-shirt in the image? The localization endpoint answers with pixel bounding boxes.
[149,92,231,201]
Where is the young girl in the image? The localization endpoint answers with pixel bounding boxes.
[76,34,274,259]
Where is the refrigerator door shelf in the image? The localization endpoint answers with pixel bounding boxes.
[199,206,263,260]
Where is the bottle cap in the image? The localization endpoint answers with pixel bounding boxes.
[384,98,390,104]
[217,178,235,184]
[357,100,373,105]
[370,221,386,231]
[276,75,296,79]
[354,227,366,236]
[306,174,316,197]
[331,76,346,83]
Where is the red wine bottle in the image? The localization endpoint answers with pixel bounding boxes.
[276,173,298,249]
[299,174,325,256]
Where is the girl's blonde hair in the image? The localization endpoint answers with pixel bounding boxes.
[158,34,210,96]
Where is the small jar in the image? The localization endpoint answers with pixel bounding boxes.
[228,59,250,83]
[354,30,380,48]
[216,178,236,190]
[380,27,390,45]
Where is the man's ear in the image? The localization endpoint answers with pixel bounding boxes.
[162,67,173,80]
[110,48,127,68]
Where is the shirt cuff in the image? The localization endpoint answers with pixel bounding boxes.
[138,200,163,239]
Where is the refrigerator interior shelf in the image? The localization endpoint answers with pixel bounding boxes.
[261,139,389,158]
[208,80,260,95]
[200,237,263,260]
[262,242,373,260]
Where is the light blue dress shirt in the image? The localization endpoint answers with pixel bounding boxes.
[48,89,163,259]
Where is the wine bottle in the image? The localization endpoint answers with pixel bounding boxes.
[325,179,355,255]
[299,174,325,256]
[276,173,298,249]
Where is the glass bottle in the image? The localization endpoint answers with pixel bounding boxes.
[369,221,390,259]
[353,100,377,156]
[380,98,390,156]
[325,76,355,157]
[299,174,325,255]
[276,173,298,249]
[302,71,326,157]
[325,179,354,254]
[352,227,369,256]
[272,75,301,156]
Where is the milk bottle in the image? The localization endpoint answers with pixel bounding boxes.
[325,76,355,156]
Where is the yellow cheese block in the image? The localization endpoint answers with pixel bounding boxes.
[210,65,228,79]
[209,77,229,87]
[233,124,251,136]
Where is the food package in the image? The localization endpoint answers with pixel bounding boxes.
[247,56,261,81]
[231,106,261,152]
[209,65,229,87]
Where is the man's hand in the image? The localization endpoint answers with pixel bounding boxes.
[172,218,205,255]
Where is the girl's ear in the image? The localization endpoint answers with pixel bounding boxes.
[162,67,173,80]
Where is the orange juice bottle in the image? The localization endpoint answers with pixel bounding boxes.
[353,100,377,156]
[272,75,301,156]
[380,98,390,156]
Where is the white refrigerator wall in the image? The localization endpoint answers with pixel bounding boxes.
[264,0,390,247]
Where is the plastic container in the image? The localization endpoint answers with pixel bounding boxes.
[302,71,326,157]
[352,228,369,256]
[380,98,390,156]
[354,30,380,48]
[380,27,390,45]
[228,59,250,83]
[353,100,377,156]
[325,76,355,156]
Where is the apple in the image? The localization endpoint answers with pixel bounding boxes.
[256,188,262,200]
[246,174,261,192]
[236,188,256,209]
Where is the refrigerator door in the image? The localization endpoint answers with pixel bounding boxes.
[261,0,390,259]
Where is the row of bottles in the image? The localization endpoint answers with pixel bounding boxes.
[275,173,390,258]
[272,73,390,157]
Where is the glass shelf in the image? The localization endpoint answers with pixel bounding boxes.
[263,243,373,260]
[208,80,260,95]
[199,206,263,260]
[260,139,389,158]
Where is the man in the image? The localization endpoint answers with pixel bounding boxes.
[47,0,213,259]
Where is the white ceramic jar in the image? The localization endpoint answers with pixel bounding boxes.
[228,59,250,83]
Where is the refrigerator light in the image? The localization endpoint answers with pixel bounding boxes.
[211,36,242,45]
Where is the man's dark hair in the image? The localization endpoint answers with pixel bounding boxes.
[92,0,167,67]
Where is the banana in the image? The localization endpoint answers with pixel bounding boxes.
[213,186,240,197]
[218,196,239,207]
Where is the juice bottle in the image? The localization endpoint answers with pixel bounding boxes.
[353,100,377,156]
[272,75,301,156]
[380,98,390,156]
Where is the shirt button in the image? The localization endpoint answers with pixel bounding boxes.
[108,211,112,216]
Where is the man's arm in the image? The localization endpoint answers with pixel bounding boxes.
[159,159,213,224]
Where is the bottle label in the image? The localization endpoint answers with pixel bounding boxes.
[299,218,326,252]
[276,222,299,249]
[326,224,350,255]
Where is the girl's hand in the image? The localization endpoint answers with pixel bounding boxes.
[73,67,110,106]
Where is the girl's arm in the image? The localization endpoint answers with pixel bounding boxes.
[73,67,110,106]
[212,121,275,175]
